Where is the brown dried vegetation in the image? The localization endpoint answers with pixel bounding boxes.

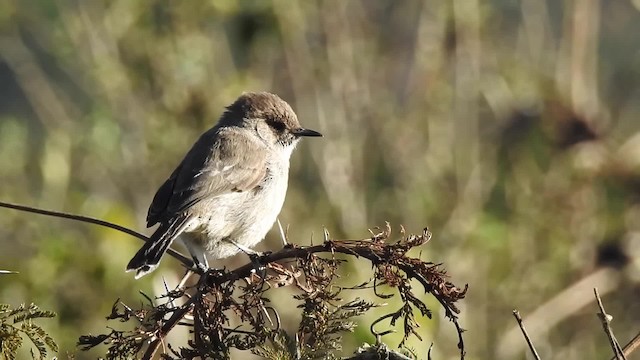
[78,224,467,359]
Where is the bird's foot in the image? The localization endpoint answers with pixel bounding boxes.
[186,261,209,276]
[248,250,272,265]
[196,262,209,274]
[230,240,260,256]
[248,251,272,279]
[204,267,224,278]
[194,267,225,289]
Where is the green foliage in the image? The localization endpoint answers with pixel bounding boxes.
[0,303,58,360]
[253,329,300,360]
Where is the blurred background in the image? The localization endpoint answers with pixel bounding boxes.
[1,0,640,359]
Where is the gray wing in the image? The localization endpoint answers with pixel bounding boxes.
[146,128,267,227]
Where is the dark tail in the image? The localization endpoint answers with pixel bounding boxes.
[126,216,191,279]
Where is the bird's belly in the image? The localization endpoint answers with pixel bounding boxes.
[195,173,288,259]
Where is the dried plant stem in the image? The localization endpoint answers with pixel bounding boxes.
[594,288,626,360]
[214,240,466,359]
[142,296,197,360]
[512,310,541,360]
[78,226,466,359]
[610,330,640,360]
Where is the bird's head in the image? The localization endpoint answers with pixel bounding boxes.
[221,92,322,148]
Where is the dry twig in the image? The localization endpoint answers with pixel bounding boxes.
[610,330,640,360]
[512,310,541,360]
[594,288,626,360]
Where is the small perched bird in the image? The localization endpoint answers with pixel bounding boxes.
[127,92,322,278]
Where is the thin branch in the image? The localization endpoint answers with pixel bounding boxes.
[610,330,640,360]
[142,296,197,360]
[594,288,626,360]
[0,201,193,268]
[512,310,541,360]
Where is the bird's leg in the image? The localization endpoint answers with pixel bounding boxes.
[180,236,210,274]
[228,240,271,277]
[229,240,260,255]
[193,257,210,273]
[180,237,225,284]
[229,239,273,262]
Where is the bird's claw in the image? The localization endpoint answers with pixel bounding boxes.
[190,262,210,276]
[204,267,224,278]
[248,251,272,278]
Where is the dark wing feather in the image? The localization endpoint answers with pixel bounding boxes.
[147,163,183,226]
[146,127,267,227]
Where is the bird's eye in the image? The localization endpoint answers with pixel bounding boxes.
[269,120,286,132]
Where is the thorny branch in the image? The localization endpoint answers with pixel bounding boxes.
[78,224,467,359]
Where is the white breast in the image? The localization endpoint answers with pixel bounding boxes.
[200,147,291,258]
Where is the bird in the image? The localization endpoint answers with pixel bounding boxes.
[126,92,322,278]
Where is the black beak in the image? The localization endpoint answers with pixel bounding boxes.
[292,128,323,137]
